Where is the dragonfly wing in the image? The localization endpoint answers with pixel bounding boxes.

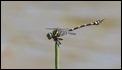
[68,32,76,35]
[46,28,58,30]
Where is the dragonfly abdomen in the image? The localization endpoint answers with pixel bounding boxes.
[68,19,104,31]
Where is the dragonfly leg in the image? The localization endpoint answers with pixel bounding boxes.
[57,38,63,40]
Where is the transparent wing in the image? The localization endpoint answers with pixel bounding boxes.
[69,33,76,35]
[46,28,59,30]
[68,31,76,35]
[46,28,69,30]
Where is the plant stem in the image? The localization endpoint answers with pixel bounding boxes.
[55,41,60,69]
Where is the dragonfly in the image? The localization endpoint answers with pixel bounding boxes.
[46,19,105,45]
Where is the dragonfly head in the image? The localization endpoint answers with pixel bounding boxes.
[47,33,52,40]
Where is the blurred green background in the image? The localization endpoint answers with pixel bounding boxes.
[1,1,121,69]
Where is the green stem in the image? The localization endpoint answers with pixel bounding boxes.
[55,41,60,69]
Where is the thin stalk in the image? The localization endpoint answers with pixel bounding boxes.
[55,41,60,69]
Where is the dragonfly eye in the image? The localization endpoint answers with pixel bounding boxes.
[47,33,52,40]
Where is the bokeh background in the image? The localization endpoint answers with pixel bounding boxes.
[1,1,121,69]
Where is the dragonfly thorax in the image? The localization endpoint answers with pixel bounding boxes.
[47,29,61,40]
